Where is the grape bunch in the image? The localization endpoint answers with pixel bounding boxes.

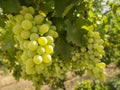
[12,6,58,74]
[71,31,105,80]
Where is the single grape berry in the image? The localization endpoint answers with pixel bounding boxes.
[21,20,32,30]
[33,55,43,64]
[38,37,47,46]
[28,41,38,51]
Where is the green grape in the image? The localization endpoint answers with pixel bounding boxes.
[89,54,95,60]
[46,30,58,38]
[27,50,36,58]
[50,25,56,31]
[88,38,94,44]
[93,32,100,39]
[94,51,100,56]
[98,39,104,44]
[39,24,49,35]
[46,36,54,44]
[88,50,93,55]
[21,20,32,30]
[42,54,52,64]
[28,41,38,51]
[24,13,33,20]
[98,55,103,59]
[21,51,29,62]
[26,59,35,67]
[53,31,59,38]
[81,47,86,52]
[16,35,24,41]
[93,44,99,49]
[72,56,77,61]
[20,42,26,50]
[33,55,43,64]
[21,30,30,39]
[26,66,36,74]
[31,26,38,33]
[97,48,105,55]
[45,45,54,54]
[15,15,24,23]
[35,63,45,74]
[94,58,100,63]
[87,44,93,50]
[38,37,47,45]
[45,30,54,36]
[36,46,45,55]
[84,53,89,59]
[96,62,106,69]
[28,6,35,15]
[51,43,55,47]
[20,6,28,15]
[30,33,39,41]
[23,40,29,49]
[13,24,22,34]
[87,31,94,37]
[34,15,44,24]
[98,45,104,50]
[46,20,52,25]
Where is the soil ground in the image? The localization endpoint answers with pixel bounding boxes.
[0,63,120,90]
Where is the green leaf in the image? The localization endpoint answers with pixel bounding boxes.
[65,20,88,47]
[0,0,20,14]
[39,0,55,15]
[62,3,74,18]
[75,18,92,28]
[54,0,69,17]
[54,32,72,60]
[0,15,7,27]
[19,0,35,6]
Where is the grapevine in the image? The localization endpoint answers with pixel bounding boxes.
[1,0,119,90]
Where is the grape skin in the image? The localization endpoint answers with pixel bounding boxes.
[38,37,47,46]
[42,54,52,64]
[30,33,39,41]
[39,24,49,35]
[36,46,45,55]
[24,13,33,20]
[21,30,30,39]
[21,20,32,30]
[33,55,43,64]
[34,15,44,24]
[44,45,54,54]
[28,41,38,51]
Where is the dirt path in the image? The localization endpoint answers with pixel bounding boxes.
[0,64,120,90]
[0,71,35,90]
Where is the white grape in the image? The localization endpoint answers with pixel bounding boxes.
[21,20,32,30]
[24,13,33,20]
[34,15,44,24]
[30,33,39,41]
[38,37,47,46]
[39,24,49,35]
[28,41,38,51]
[33,55,43,64]
[21,30,30,39]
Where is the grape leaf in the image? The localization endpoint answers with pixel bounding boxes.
[1,30,16,57]
[0,0,20,14]
[65,20,88,47]
[0,15,7,27]
[39,0,54,15]
[62,3,74,18]
[54,32,72,60]
[54,0,69,17]
[19,0,35,6]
